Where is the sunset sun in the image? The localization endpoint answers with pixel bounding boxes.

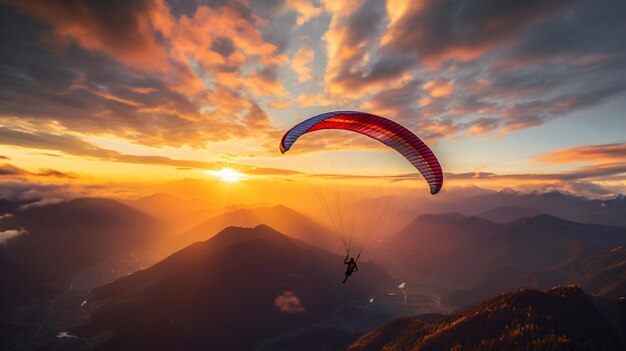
[209,168,244,183]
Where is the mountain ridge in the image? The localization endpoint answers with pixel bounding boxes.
[76,224,390,351]
[348,285,626,351]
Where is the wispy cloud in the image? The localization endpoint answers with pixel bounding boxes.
[537,143,626,165]
[0,163,75,179]
[0,228,28,245]
[292,46,315,82]
[0,127,298,176]
[1,0,626,193]
[285,0,322,26]
[1,0,286,151]
[274,291,306,314]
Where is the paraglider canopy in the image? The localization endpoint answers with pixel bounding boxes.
[280,110,444,257]
[280,111,443,194]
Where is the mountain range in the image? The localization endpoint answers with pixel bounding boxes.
[377,212,626,308]
[460,189,626,228]
[75,225,389,351]
[0,198,165,319]
[173,204,341,253]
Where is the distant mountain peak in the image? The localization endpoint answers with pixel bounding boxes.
[498,187,518,195]
[527,188,581,200]
[176,203,340,253]
[79,223,389,351]
[213,223,285,240]
[531,213,563,221]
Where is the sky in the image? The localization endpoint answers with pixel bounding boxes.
[0,0,625,202]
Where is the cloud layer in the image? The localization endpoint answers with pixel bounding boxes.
[1,0,625,194]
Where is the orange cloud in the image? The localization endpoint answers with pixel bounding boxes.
[170,5,283,67]
[285,0,323,26]
[423,80,455,97]
[320,0,406,99]
[7,0,173,72]
[2,0,291,151]
[297,92,345,107]
[292,46,315,82]
[244,71,289,98]
[268,99,290,109]
[537,143,626,165]
[466,118,501,136]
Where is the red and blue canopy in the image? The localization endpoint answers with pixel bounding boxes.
[280,111,443,195]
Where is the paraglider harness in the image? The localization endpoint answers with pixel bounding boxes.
[342,250,360,283]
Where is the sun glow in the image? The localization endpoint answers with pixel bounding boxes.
[209,168,244,183]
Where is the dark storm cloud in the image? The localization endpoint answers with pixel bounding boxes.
[381,0,574,67]
[322,0,626,137]
[0,163,77,179]
[446,0,626,134]
[502,0,626,64]
[4,0,171,71]
[33,169,77,179]
[0,4,206,147]
[0,164,27,176]
[0,0,288,150]
[324,0,390,96]
[211,37,237,58]
[361,80,422,118]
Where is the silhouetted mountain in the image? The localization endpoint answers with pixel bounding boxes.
[76,225,389,351]
[374,213,501,274]
[0,198,165,318]
[0,254,48,321]
[123,192,209,225]
[349,286,626,351]
[375,210,626,309]
[469,214,626,270]
[575,246,626,298]
[462,189,626,228]
[173,202,274,233]
[392,213,499,251]
[177,205,341,253]
[440,215,626,306]
[172,206,222,232]
[478,206,543,223]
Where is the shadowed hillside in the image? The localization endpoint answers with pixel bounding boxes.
[348,286,626,351]
[376,212,626,308]
[76,225,389,351]
[123,193,211,228]
[373,213,502,275]
[0,198,166,318]
[478,206,543,223]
